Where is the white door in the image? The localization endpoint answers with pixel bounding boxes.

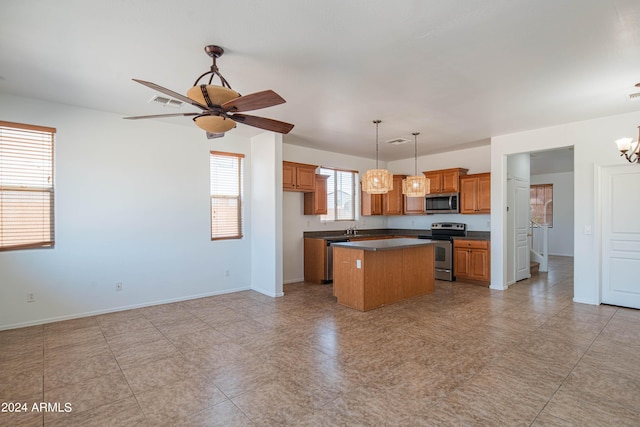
[515,178,530,281]
[601,165,640,309]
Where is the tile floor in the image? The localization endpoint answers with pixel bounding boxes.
[1,256,639,426]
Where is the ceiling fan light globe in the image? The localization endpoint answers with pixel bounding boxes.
[187,85,240,107]
[193,115,236,133]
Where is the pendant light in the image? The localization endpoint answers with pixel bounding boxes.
[402,132,429,197]
[362,120,393,194]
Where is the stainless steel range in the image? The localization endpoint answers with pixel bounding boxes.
[419,222,467,281]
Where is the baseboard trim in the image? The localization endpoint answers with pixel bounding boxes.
[0,286,252,331]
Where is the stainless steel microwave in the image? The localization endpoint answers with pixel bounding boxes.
[425,192,459,214]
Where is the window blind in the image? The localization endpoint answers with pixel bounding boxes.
[319,167,356,221]
[0,121,55,251]
[210,151,244,240]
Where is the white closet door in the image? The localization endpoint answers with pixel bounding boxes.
[515,178,530,281]
[601,165,640,309]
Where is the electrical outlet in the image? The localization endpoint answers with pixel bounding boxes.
[115,282,123,291]
[225,270,230,277]
[27,292,35,303]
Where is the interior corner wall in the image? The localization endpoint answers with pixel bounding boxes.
[491,110,640,304]
[0,93,254,330]
[250,132,283,297]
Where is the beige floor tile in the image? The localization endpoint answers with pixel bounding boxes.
[44,371,132,421]
[121,354,201,394]
[110,337,180,369]
[43,396,149,427]
[0,395,45,427]
[135,377,227,424]
[175,400,253,427]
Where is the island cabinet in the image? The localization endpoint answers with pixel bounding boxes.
[283,161,317,192]
[460,173,491,214]
[453,239,490,285]
[423,167,468,194]
[332,239,435,311]
[304,174,329,215]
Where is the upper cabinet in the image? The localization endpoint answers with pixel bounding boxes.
[460,173,491,214]
[283,161,317,192]
[362,175,406,216]
[423,168,468,194]
[361,188,383,216]
[382,175,406,215]
[404,194,425,215]
[304,174,329,215]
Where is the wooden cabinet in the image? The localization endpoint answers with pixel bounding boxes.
[422,168,468,194]
[304,238,327,284]
[360,175,406,215]
[283,161,317,192]
[404,195,425,214]
[304,175,329,215]
[454,239,490,285]
[361,188,383,216]
[460,173,491,214]
[382,175,405,215]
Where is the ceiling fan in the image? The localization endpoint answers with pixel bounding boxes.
[124,45,294,139]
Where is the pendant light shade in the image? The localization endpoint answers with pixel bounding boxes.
[362,120,393,194]
[402,132,429,197]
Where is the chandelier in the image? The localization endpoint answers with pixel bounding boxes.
[362,120,393,194]
[402,132,430,197]
[615,126,640,163]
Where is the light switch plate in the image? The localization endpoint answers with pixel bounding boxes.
[356,259,361,269]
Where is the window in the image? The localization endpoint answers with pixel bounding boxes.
[0,121,55,251]
[319,167,357,221]
[530,183,553,227]
[210,151,244,240]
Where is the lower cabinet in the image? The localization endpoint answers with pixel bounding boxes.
[454,239,490,285]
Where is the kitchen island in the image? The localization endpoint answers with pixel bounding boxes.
[331,238,435,311]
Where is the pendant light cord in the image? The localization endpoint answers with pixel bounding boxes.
[373,120,381,169]
[412,132,420,175]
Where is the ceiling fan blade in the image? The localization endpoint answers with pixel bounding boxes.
[123,112,200,120]
[232,113,294,134]
[132,79,209,110]
[221,90,285,112]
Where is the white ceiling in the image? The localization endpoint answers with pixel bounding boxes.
[1,0,639,161]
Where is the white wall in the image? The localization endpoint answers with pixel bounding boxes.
[0,93,255,330]
[531,172,574,256]
[250,132,283,297]
[491,110,640,303]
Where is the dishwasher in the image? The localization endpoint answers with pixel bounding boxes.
[325,238,349,283]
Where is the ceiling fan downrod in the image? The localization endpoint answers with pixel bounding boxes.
[192,45,233,89]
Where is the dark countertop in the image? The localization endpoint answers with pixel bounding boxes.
[330,238,435,251]
[303,228,490,241]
